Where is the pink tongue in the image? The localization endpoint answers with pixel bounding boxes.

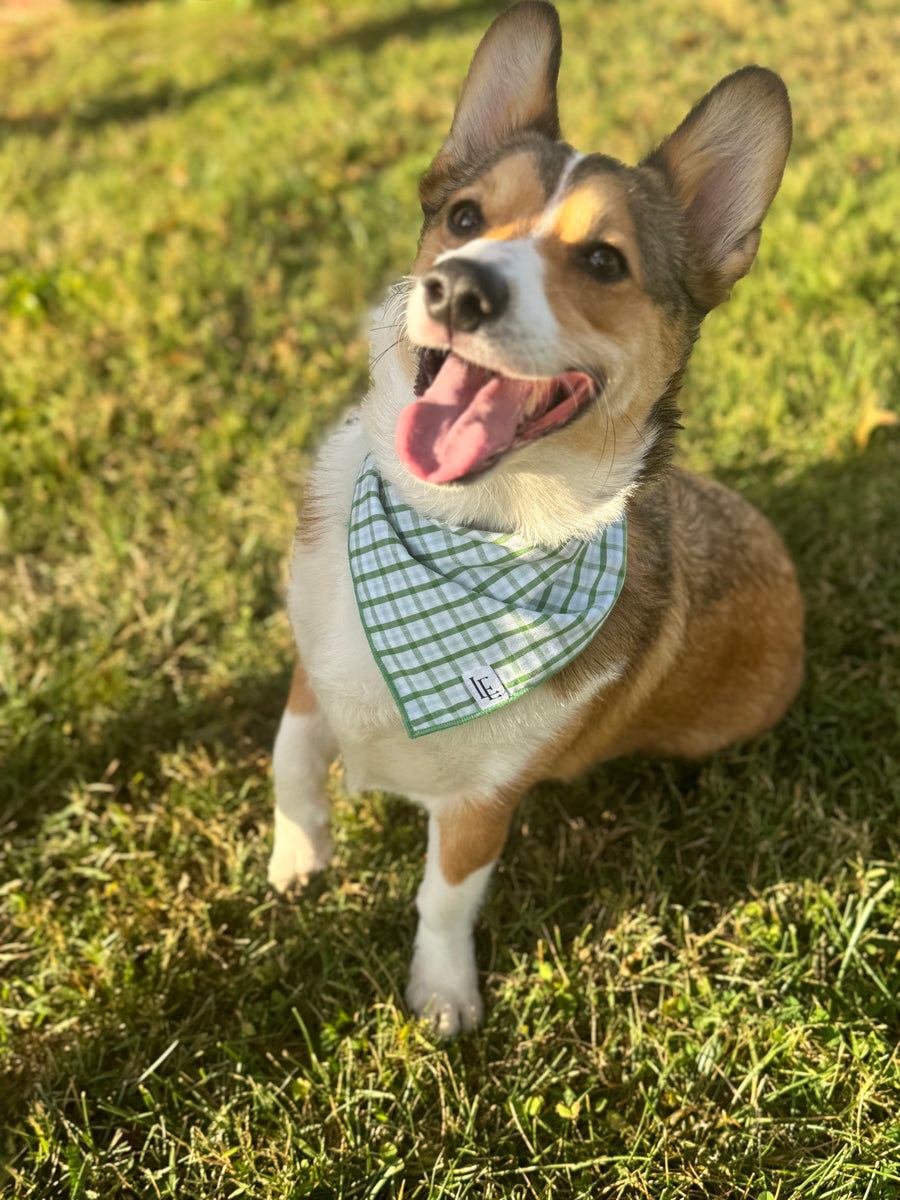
[395,355,534,483]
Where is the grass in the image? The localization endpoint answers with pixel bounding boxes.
[1,0,899,1195]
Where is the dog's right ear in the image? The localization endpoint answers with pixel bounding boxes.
[419,1,562,218]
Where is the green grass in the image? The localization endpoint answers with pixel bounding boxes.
[2,0,900,1195]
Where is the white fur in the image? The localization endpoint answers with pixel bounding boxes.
[405,817,495,1035]
[535,150,585,230]
[268,709,336,891]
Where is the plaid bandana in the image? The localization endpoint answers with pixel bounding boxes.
[348,456,627,739]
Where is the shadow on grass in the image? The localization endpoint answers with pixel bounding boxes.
[0,865,417,1190]
[2,0,501,138]
[0,667,290,825]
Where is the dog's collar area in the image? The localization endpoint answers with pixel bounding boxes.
[399,348,599,484]
[348,455,627,738]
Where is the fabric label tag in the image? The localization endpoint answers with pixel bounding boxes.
[463,665,510,710]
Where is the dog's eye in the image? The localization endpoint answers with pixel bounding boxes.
[447,200,484,237]
[580,242,629,282]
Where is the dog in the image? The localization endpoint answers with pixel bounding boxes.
[268,0,804,1035]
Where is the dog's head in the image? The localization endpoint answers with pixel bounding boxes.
[364,0,791,545]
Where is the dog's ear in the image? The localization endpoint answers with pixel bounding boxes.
[643,67,792,310]
[419,1,562,217]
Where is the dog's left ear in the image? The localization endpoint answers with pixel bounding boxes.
[643,67,792,310]
[420,1,562,217]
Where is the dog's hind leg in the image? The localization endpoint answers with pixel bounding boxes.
[405,799,515,1035]
[268,659,336,892]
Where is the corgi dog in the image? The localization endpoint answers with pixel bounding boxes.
[268,0,804,1035]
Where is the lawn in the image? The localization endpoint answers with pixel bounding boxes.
[1,0,899,1196]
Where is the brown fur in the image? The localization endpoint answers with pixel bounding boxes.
[295,477,327,549]
[285,660,318,716]
[439,798,517,886]
[441,473,804,808]
[543,471,803,777]
[642,68,792,309]
[538,175,684,403]
[414,152,551,274]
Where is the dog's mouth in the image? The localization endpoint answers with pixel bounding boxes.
[395,350,598,484]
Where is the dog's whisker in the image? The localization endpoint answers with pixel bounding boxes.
[369,339,402,370]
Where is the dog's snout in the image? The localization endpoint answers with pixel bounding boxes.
[422,259,509,333]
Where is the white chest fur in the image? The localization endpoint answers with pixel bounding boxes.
[286,417,612,813]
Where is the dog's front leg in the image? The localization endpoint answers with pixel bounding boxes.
[406,799,514,1036]
[268,660,336,892]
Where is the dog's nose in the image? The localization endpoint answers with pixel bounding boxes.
[422,259,509,333]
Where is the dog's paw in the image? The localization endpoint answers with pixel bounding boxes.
[267,821,333,893]
[405,947,483,1036]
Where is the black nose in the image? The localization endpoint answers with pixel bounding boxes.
[422,258,509,333]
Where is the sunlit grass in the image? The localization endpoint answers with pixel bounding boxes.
[2,0,899,1196]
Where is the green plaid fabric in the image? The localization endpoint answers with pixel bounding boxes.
[348,455,627,739]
